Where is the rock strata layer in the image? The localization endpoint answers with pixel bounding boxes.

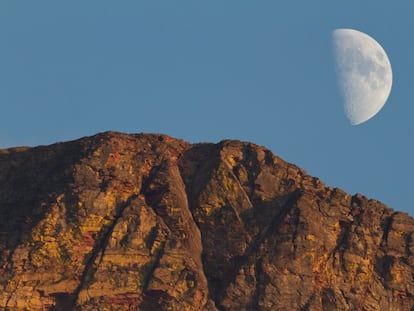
[1,132,414,310]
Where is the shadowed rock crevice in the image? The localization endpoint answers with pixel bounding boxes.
[381,213,395,247]
[1,132,414,310]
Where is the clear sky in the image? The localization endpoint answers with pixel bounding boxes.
[1,2,413,215]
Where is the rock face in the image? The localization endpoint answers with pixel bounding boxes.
[1,131,414,310]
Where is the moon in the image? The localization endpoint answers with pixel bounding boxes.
[332,28,393,125]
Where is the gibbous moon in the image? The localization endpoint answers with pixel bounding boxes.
[333,28,392,125]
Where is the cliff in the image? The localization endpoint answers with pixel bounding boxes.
[0,132,413,310]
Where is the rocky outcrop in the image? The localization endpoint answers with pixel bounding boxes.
[0,131,413,310]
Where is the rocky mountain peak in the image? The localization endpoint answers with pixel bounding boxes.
[1,131,413,310]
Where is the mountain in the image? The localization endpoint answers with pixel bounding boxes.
[0,131,413,310]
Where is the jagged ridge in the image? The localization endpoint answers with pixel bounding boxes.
[0,131,413,310]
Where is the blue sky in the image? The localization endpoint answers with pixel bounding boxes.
[1,2,413,215]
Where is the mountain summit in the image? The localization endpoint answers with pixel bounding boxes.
[1,132,413,310]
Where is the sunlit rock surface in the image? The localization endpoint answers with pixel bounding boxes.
[0,132,413,310]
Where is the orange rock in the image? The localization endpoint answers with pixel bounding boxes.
[0,131,413,310]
